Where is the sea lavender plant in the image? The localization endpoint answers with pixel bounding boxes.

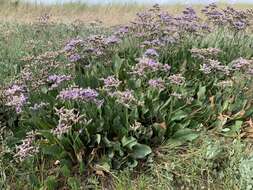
[47,74,72,89]
[231,57,252,70]
[144,48,159,58]
[4,85,28,113]
[148,79,165,89]
[101,75,122,91]
[112,90,137,107]
[14,131,38,162]
[69,53,81,62]
[51,107,86,137]
[200,59,230,75]
[131,57,162,76]
[64,38,83,52]
[168,74,185,85]
[57,87,101,105]
[191,48,221,60]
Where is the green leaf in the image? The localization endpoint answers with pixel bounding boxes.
[172,128,199,141]
[41,144,62,157]
[67,177,81,190]
[60,165,71,177]
[44,176,57,190]
[206,144,223,160]
[121,136,137,147]
[113,55,124,77]
[197,86,206,102]
[131,143,152,159]
[171,110,188,121]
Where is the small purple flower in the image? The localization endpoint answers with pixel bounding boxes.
[14,131,38,162]
[5,85,25,96]
[58,87,101,105]
[101,76,121,90]
[148,79,165,89]
[5,85,28,113]
[233,21,246,30]
[162,64,171,72]
[231,57,251,70]
[64,38,83,52]
[168,74,185,85]
[144,48,159,57]
[114,90,137,107]
[47,74,72,89]
[69,53,81,62]
[104,35,120,45]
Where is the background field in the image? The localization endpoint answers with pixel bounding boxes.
[1,1,253,25]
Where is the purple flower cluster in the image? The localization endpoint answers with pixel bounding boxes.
[191,48,221,60]
[134,57,160,75]
[168,74,185,85]
[47,74,72,89]
[69,53,81,62]
[52,107,86,137]
[144,48,159,58]
[101,75,122,90]
[111,90,137,107]
[200,59,230,75]
[14,131,38,162]
[64,38,83,52]
[148,79,165,89]
[57,87,102,105]
[231,57,251,70]
[202,4,250,30]
[104,35,120,45]
[5,85,28,113]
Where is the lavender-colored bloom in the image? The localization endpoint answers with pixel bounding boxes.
[231,57,251,70]
[148,79,165,89]
[162,64,171,72]
[132,57,161,75]
[115,90,137,107]
[47,74,72,89]
[200,59,230,75]
[58,87,100,104]
[64,38,83,52]
[233,21,246,30]
[101,75,121,90]
[5,85,25,96]
[104,35,120,45]
[69,53,81,62]
[30,102,49,111]
[14,131,38,162]
[191,48,221,60]
[144,48,159,57]
[5,85,28,113]
[200,64,212,74]
[168,74,185,85]
[115,26,129,36]
[51,107,86,137]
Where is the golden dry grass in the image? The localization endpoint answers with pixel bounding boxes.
[1,2,253,26]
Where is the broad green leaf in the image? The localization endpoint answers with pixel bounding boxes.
[171,110,188,121]
[131,143,152,159]
[197,86,206,102]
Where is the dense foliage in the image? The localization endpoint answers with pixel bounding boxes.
[2,3,253,189]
